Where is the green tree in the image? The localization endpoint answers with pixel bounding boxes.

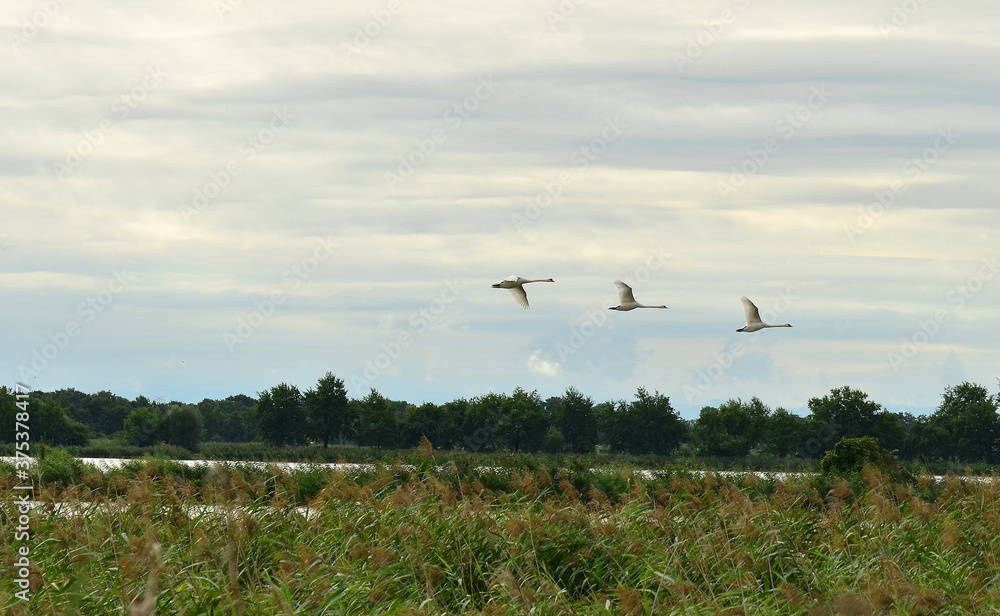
[693,397,770,457]
[196,398,223,442]
[1,389,89,447]
[84,390,133,436]
[463,393,505,452]
[925,382,1000,463]
[256,384,307,446]
[305,372,350,447]
[498,388,549,452]
[33,398,89,446]
[551,387,598,454]
[759,407,810,457]
[123,407,161,447]
[542,425,566,453]
[158,404,204,452]
[353,389,399,448]
[594,401,616,448]
[0,387,21,442]
[222,394,258,442]
[403,401,461,449]
[42,388,90,426]
[806,386,900,455]
[892,412,923,460]
[605,388,685,455]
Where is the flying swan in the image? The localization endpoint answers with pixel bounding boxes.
[609,280,668,311]
[492,276,554,309]
[736,296,792,332]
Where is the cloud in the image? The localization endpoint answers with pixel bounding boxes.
[3,0,999,412]
[526,349,560,377]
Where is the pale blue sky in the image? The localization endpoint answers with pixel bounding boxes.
[3,0,998,417]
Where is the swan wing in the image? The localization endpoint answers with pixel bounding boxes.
[741,296,762,325]
[509,285,530,309]
[614,280,637,304]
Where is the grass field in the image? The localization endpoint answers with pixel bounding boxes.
[2,451,999,615]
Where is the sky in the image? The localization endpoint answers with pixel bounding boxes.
[2,0,998,418]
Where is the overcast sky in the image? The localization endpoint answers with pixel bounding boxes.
[3,0,998,417]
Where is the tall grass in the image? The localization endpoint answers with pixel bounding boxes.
[2,458,999,614]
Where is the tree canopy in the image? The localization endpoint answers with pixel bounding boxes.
[8,379,1000,466]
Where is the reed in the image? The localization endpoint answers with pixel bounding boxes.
[2,459,998,614]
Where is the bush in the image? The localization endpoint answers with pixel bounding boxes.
[37,448,85,486]
[821,436,913,484]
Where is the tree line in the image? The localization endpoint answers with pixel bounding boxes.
[2,376,999,464]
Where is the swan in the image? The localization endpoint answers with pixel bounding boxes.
[492,276,554,309]
[609,280,668,311]
[736,296,792,332]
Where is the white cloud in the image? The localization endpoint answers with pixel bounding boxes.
[526,349,561,377]
[2,0,999,414]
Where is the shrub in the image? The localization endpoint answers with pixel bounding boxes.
[37,448,84,486]
[821,436,913,484]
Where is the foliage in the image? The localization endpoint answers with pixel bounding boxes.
[352,389,400,448]
[542,425,566,453]
[759,407,810,457]
[256,383,307,446]
[122,407,160,447]
[305,372,351,447]
[923,381,1000,463]
[604,388,685,455]
[693,397,770,457]
[197,394,258,442]
[550,387,598,454]
[820,436,913,484]
[158,404,205,452]
[807,386,905,455]
[11,380,1000,467]
[497,387,548,452]
[0,389,88,447]
[402,401,462,450]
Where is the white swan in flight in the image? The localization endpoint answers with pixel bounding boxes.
[609,280,668,311]
[492,276,554,309]
[736,296,792,332]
